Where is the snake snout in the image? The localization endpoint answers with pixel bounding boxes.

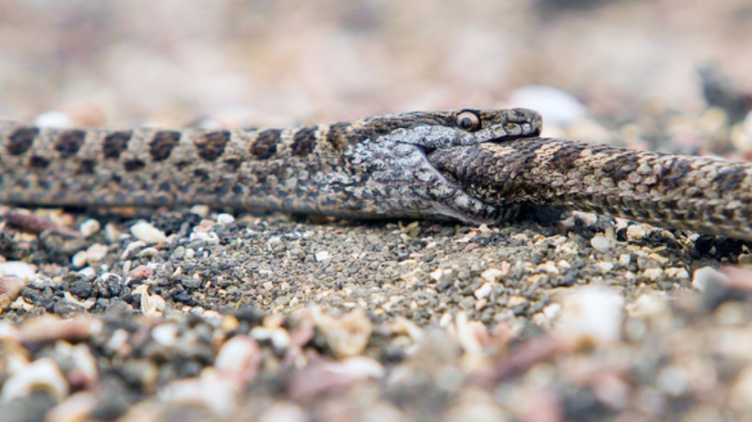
[508,108,543,137]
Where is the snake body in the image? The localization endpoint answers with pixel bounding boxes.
[1,108,751,241]
[428,138,752,241]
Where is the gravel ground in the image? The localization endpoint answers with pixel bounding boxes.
[2,1,752,421]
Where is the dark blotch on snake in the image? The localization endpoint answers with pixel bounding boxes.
[291,126,318,156]
[195,130,230,161]
[149,131,181,161]
[250,129,281,160]
[103,131,132,159]
[7,127,39,156]
[54,130,86,158]
[77,159,97,175]
[28,156,50,169]
[124,159,146,172]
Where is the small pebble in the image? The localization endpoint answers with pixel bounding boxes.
[656,367,688,397]
[71,251,88,268]
[334,356,385,379]
[480,268,505,282]
[1,357,69,402]
[429,268,450,282]
[313,309,372,357]
[129,265,155,280]
[665,267,689,279]
[643,268,664,281]
[250,327,290,350]
[215,335,260,381]
[0,261,37,281]
[130,221,167,244]
[0,276,25,303]
[79,219,101,237]
[626,293,669,318]
[137,247,159,257]
[556,286,624,345]
[692,266,728,292]
[133,285,166,316]
[190,231,220,244]
[151,324,178,347]
[45,392,97,422]
[595,262,614,274]
[619,254,632,266]
[627,225,648,239]
[87,243,108,261]
[258,403,307,422]
[34,110,72,128]
[189,205,210,217]
[105,223,121,243]
[71,244,108,268]
[474,282,492,300]
[216,213,235,225]
[77,267,96,278]
[591,235,613,252]
[315,251,330,262]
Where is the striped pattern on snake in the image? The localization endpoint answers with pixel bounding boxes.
[428,138,752,241]
[0,109,541,224]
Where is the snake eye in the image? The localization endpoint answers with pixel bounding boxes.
[456,111,480,131]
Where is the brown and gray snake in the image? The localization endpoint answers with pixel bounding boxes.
[1,108,751,240]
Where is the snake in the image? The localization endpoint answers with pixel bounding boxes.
[1,108,751,240]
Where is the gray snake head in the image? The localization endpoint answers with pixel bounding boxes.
[338,108,542,224]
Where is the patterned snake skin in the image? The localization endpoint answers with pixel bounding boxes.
[428,138,752,241]
[1,108,750,240]
[0,109,540,224]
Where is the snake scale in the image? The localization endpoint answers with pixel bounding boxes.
[1,108,751,241]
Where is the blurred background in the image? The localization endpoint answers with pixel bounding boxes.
[0,0,750,144]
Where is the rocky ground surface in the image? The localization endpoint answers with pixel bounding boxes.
[2,178,752,422]
[3,1,752,421]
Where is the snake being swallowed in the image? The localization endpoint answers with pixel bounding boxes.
[1,108,751,241]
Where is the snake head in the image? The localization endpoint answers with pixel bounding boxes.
[335,108,542,224]
[361,107,542,149]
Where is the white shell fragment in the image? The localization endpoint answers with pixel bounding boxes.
[133,285,166,316]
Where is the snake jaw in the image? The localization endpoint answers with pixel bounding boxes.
[415,146,514,225]
[401,108,540,224]
[336,108,543,224]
